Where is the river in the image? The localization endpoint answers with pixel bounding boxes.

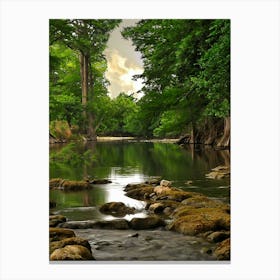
[50,141,229,219]
[49,140,230,261]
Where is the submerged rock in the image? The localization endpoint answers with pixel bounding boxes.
[59,219,130,230]
[99,202,135,217]
[50,245,94,260]
[129,216,165,230]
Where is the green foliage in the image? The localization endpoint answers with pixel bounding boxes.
[49,120,72,139]
[50,143,96,166]
[49,19,121,135]
[122,19,230,137]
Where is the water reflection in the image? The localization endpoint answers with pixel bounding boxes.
[50,141,230,221]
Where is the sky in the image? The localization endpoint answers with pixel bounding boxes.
[104,19,144,99]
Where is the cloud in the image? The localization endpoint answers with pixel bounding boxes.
[105,48,143,98]
[103,19,144,99]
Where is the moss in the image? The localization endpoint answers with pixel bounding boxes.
[50,245,94,261]
[124,183,154,192]
[99,202,135,217]
[148,200,180,214]
[49,227,76,242]
[214,238,230,260]
[168,207,230,235]
[125,186,155,200]
[49,215,67,227]
[50,237,92,255]
[49,178,63,189]
[181,195,224,208]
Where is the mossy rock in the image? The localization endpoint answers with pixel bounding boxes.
[49,178,63,189]
[125,186,155,201]
[129,216,165,230]
[214,238,230,260]
[50,245,94,261]
[91,219,130,230]
[59,219,130,230]
[148,200,180,214]
[49,178,92,191]
[155,190,194,202]
[181,195,224,208]
[124,183,154,192]
[49,215,67,227]
[206,231,230,243]
[99,202,135,217]
[50,237,92,255]
[49,227,76,242]
[168,207,230,235]
[90,179,112,184]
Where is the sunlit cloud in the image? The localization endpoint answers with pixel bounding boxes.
[105,49,143,98]
[103,19,144,99]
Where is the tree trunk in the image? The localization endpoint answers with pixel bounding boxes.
[79,52,96,140]
[80,53,88,116]
[216,116,230,148]
[190,121,197,144]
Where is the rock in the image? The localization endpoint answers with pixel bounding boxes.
[148,200,180,214]
[50,237,92,255]
[125,186,155,201]
[49,178,63,189]
[92,219,130,230]
[181,195,225,208]
[89,179,112,184]
[185,180,193,185]
[206,166,230,180]
[167,207,230,236]
[214,238,230,260]
[124,183,153,192]
[155,189,194,202]
[129,216,165,230]
[160,180,172,187]
[145,177,162,185]
[211,165,230,172]
[99,202,135,217]
[49,201,56,209]
[206,231,230,243]
[49,178,92,191]
[50,245,94,260]
[128,233,139,238]
[59,221,96,229]
[49,227,76,242]
[60,219,130,230]
[49,215,67,227]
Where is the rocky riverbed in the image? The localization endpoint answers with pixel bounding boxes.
[49,175,230,261]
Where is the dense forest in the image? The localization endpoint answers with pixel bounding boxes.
[50,19,230,148]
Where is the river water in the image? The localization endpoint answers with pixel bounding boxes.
[50,141,230,221]
[50,141,230,261]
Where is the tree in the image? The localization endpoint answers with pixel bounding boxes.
[50,19,121,139]
[122,19,230,146]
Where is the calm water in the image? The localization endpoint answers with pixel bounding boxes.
[50,141,230,221]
